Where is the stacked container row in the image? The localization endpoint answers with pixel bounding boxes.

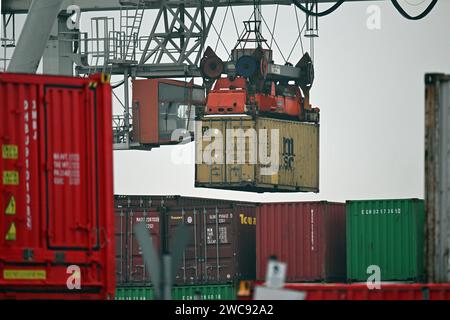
[115,195,257,286]
[256,199,426,283]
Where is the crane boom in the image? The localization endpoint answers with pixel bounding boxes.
[2,0,383,14]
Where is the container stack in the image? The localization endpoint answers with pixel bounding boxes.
[114,195,257,300]
[113,195,450,300]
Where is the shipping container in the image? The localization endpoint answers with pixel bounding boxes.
[346,199,425,282]
[0,72,115,299]
[195,115,319,193]
[115,284,236,300]
[424,73,450,283]
[282,283,450,300]
[132,79,204,148]
[115,195,256,285]
[243,281,450,300]
[256,202,346,282]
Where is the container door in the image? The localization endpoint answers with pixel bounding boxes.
[167,208,199,285]
[44,85,99,250]
[226,119,255,184]
[127,210,160,284]
[202,207,235,283]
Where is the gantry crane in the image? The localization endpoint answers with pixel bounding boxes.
[2,0,438,150]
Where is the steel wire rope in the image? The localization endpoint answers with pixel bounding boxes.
[214,4,230,52]
[286,5,307,62]
[259,9,287,63]
[269,4,279,50]
[293,0,345,17]
[229,1,244,49]
[205,10,231,59]
[391,0,437,20]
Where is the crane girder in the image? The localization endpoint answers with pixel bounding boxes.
[2,0,382,14]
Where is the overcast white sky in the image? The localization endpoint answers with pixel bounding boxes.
[4,1,450,203]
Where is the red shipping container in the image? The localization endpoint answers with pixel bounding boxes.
[257,202,346,282]
[0,73,114,299]
[246,282,450,300]
[282,283,450,300]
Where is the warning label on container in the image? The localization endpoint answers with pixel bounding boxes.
[3,269,46,280]
[5,196,16,215]
[53,153,81,186]
[2,171,19,185]
[2,145,18,159]
[5,222,16,241]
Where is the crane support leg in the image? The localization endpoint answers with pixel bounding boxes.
[7,0,64,74]
[43,14,76,76]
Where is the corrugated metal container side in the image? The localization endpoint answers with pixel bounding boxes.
[346,199,425,282]
[115,284,236,300]
[281,283,450,300]
[115,194,237,210]
[114,195,256,285]
[125,209,161,284]
[0,73,115,299]
[256,202,346,282]
[195,116,319,193]
[425,73,450,283]
[115,208,127,284]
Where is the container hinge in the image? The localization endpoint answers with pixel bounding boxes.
[23,249,34,261]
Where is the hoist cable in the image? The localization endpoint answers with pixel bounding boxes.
[229,1,243,49]
[391,0,437,20]
[214,4,230,52]
[260,12,287,63]
[269,4,279,50]
[287,20,306,62]
[205,10,231,58]
[293,0,345,17]
[294,5,305,56]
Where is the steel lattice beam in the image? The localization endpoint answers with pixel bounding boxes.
[138,1,217,66]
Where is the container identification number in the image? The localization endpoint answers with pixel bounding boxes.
[361,208,401,215]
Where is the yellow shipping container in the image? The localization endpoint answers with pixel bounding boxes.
[195,115,319,192]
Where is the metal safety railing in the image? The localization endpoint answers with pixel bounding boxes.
[112,114,132,144]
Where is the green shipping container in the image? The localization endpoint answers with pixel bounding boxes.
[115,284,236,300]
[346,199,425,282]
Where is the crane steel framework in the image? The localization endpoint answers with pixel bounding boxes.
[1,0,437,150]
